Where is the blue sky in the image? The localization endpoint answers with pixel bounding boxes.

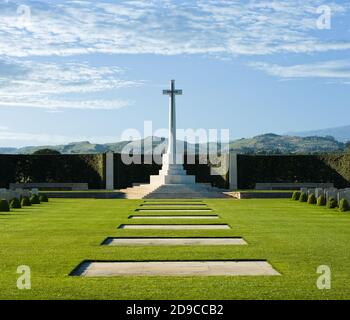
[0,0,350,147]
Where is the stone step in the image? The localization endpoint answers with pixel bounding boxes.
[150,174,196,185]
[120,182,229,199]
[144,193,228,199]
[151,184,223,192]
[146,184,229,199]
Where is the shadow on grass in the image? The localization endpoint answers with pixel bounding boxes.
[0,205,52,215]
[19,205,51,211]
[0,213,29,216]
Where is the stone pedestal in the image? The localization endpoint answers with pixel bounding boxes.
[150,153,196,185]
[105,151,114,190]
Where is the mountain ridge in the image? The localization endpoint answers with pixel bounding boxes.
[0,134,346,155]
[286,125,350,143]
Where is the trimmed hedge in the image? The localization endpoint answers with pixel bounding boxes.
[21,197,31,206]
[39,194,49,202]
[299,192,308,202]
[0,154,106,189]
[2,152,350,190]
[307,194,317,205]
[10,198,21,209]
[30,194,40,204]
[292,191,301,200]
[114,153,229,189]
[0,199,10,212]
[317,195,326,206]
[327,197,338,209]
[339,199,350,212]
[184,154,229,189]
[0,153,228,190]
[237,154,350,189]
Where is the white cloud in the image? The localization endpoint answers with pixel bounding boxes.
[0,0,349,58]
[0,127,118,147]
[251,60,350,81]
[0,57,139,110]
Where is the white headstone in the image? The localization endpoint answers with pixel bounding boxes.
[31,188,39,195]
[326,189,337,202]
[7,190,16,201]
[300,187,308,194]
[315,188,324,198]
[0,190,10,201]
[337,190,350,203]
[24,189,31,197]
[0,190,7,200]
[307,189,316,196]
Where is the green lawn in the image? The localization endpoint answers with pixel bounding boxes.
[0,198,350,300]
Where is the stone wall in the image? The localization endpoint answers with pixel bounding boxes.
[0,153,229,189]
[0,154,106,189]
[236,154,350,189]
[113,153,229,189]
[1,152,349,190]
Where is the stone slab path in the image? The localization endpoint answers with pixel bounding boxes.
[119,224,231,230]
[136,209,213,212]
[71,199,280,279]
[129,215,219,219]
[140,203,207,206]
[74,261,280,277]
[103,237,247,246]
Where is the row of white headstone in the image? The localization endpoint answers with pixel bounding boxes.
[0,188,39,202]
[301,187,350,203]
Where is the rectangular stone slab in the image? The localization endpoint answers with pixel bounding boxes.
[129,215,219,219]
[141,203,207,206]
[73,261,280,277]
[142,202,206,205]
[118,224,231,230]
[144,200,203,202]
[103,237,247,246]
[136,209,213,212]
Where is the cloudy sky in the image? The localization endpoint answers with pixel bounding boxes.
[0,0,350,147]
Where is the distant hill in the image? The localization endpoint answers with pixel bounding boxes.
[229,133,345,154]
[3,137,223,155]
[0,147,17,154]
[0,134,346,155]
[286,125,350,143]
[15,141,112,155]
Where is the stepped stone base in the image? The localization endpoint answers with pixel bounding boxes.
[119,183,230,199]
[120,155,229,199]
[150,160,196,185]
[150,175,196,185]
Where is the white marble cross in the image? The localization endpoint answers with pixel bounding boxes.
[163,80,182,164]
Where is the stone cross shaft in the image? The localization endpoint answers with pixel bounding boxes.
[163,80,182,164]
